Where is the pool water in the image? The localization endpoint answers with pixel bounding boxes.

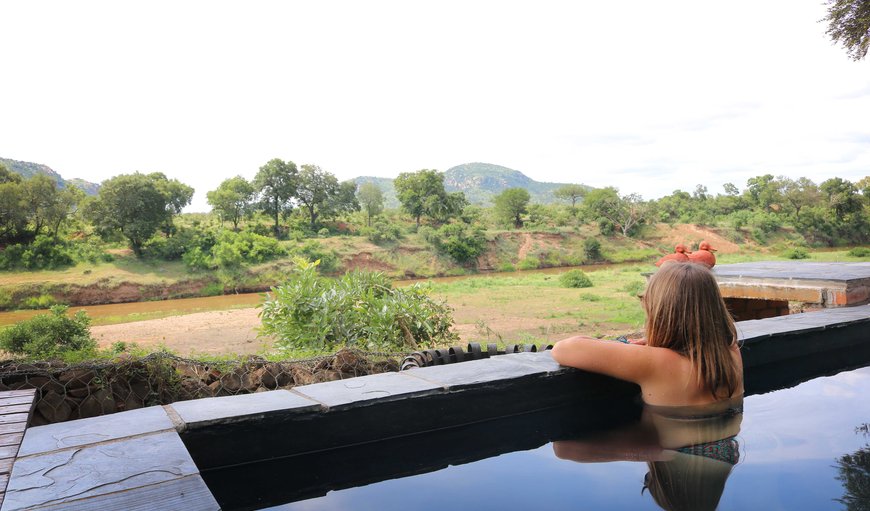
[264,366,870,511]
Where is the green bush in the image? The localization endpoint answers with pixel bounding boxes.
[364,220,402,245]
[433,223,486,263]
[70,240,114,264]
[583,238,602,262]
[145,228,216,261]
[23,294,57,309]
[620,280,646,297]
[0,288,12,310]
[184,231,286,270]
[847,247,870,257]
[0,305,97,358]
[292,241,339,274]
[260,260,456,351]
[517,257,540,270]
[498,262,516,272]
[560,269,593,288]
[783,247,810,260]
[0,236,76,271]
[318,228,330,238]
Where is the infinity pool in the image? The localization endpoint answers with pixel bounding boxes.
[258,366,870,511]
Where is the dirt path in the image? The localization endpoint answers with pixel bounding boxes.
[517,233,534,260]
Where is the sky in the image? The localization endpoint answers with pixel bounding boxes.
[1,1,868,212]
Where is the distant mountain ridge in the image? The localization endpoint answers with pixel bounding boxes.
[0,157,100,195]
[355,162,589,207]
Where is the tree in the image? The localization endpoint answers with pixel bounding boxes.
[823,0,870,60]
[357,182,384,226]
[779,177,820,221]
[553,184,587,210]
[493,188,531,228]
[745,174,782,213]
[85,173,169,257]
[324,180,360,220]
[295,164,340,230]
[254,158,298,236]
[207,176,255,231]
[394,169,454,226]
[584,187,651,237]
[0,164,22,184]
[145,173,194,236]
[821,177,863,220]
[23,175,59,237]
[0,180,27,242]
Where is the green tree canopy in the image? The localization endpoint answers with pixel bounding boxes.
[394,169,457,226]
[553,184,588,209]
[295,165,357,230]
[254,158,298,236]
[357,182,384,226]
[85,173,170,257]
[584,187,651,237]
[824,0,870,60]
[493,188,531,228]
[207,176,255,230]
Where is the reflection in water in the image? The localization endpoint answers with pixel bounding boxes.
[835,423,870,511]
[555,397,743,511]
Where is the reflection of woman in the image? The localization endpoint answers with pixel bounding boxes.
[554,405,742,511]
[551,262,744,510]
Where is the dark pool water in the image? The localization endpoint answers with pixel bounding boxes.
[265,366,870,511]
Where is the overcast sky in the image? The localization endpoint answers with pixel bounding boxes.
[1,1,868,211]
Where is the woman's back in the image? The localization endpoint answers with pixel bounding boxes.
[552,263,743,408]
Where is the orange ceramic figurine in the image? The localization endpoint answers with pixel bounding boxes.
[688,241,717,268]
[655,244,691,267]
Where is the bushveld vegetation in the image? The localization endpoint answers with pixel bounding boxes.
[0,159,868,360]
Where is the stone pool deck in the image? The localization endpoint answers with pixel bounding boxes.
[714,262,870,319]
[1,304,869,510]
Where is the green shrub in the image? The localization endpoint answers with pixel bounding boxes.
[517,257,540,270]
[620,280,646,297]
[260,260,456,351]
[364,220,402,245]
[293,241,339,274]
[0,288,12,310]
[783,247,810,260]
[560,269,593,288]
[145,228,216,261]
[583,238,603,262]
[0,305,97,358]
[498,262,516,272]
[70,240,114,264]
[434,223,486,263]
[318,228,330,238]
[23,294,57,310]
[0,236,75,270]
[847,247,870,257]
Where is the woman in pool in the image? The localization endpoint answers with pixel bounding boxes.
[551,262,743,408]
[552,262,744,510]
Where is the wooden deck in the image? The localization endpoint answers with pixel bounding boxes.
[0,390,36,509]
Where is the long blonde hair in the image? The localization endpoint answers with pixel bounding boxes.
[643,263,740,398]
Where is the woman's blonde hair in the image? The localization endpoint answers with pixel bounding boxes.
[643,263,740,398]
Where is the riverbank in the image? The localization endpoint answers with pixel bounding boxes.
[0,224,744,311]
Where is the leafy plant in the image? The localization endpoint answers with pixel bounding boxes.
[847,247,870,257]
[0,305,97,358]
[260,260,456,351]
[517,257,540,270]
[783,247,810,259]
[560,269,593,288]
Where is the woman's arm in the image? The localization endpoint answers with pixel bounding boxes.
[551,335,657,385]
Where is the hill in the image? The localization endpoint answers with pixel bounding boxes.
[355,162,589,207]
[0,157,100,195]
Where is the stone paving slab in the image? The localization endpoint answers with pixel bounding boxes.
[714,262,870,282]
[168,388,322,430]
[17,406,175,458]
[405,353,562,389]
[2,431,208,511]
[737,304,870,342]
[292,372,442,409]
[19,476,218,511]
